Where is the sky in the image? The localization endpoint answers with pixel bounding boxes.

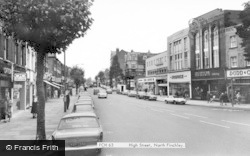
[57,0,247,80]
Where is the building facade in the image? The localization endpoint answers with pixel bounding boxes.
[125,50,156,90]
[188,9,241,100]
[143,51,168,95]
[167,28,192,98]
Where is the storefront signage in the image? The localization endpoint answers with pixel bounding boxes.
[169,71,191,83]
[137,77,156,83]
[227,69,250,78]
[3,67,12,75]
[192,69,223,79]
[14,73,26,81]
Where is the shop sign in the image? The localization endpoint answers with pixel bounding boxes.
[169,71,191,83]
[227,69,250,78]
[144,77,155,83]
[14,73,26,81]
[193,69,223,79]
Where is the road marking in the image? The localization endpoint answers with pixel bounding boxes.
[211,108,244,112]
[184,113,208,119]
[200,120,230,129]
[150,109,164,113]
[221,120,250,127]
[170,113,189,119]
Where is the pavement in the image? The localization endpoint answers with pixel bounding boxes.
[156,95,250,111]
[0,95,78,140]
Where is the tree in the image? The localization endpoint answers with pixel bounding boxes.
[236,2,250,61]
[70,66,85,94]
[110,55,123,87]
[0,0,93,140]
[97,71,105,84]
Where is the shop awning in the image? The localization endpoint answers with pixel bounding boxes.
[43,80,60,89]
[158,83,168,86]
[52,82,64,87]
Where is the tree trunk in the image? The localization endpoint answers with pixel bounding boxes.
[36,51,46,140]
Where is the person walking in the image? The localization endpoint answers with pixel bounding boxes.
[3,93,12,122]
[219,92,224,106]
[207,91,211,103]
[31,95,38,118]
[235,92,241,105]
[66,90,70,110]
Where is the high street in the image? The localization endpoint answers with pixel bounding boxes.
[92,89,250,156]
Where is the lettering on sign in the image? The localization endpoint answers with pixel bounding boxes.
[171,75,184,79]
[14,73,26,81]
[195,71,210,77]
[227,69,250,78]
[3,67,12,75]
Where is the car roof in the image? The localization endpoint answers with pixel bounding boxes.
[75,101,93,104]
[62,112,97,119]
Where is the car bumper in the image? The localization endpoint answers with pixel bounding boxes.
[98,95,107,98]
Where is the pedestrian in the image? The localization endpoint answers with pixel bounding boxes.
[235,92,241,105]
[207,91,211,103]
[31,95,38,118]
[223,92,229,106]
[219,92,224,106]
[209,94,216,103]
[66,90,70,110]
[3,93,12,122]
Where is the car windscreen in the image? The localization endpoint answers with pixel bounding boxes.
[58,117,99,130]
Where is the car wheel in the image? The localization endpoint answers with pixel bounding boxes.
[173,101,176,104]
[165,100,168,104]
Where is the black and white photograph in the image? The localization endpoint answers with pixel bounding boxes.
[0,0,250,156]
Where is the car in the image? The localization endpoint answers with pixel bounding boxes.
[78,96,92,101]
[164,95,187,104]
[73,104,95,113]
[136,91,146,99]
[51,112,103,154]
[122,90,129,95]
[98,90,108,98]
[144,92,157,101]
[93,89,99,95]
[106,88,112,94]
[75,100,94,108]
[128,90,137,97]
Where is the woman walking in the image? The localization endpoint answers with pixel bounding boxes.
[31,95,38,118]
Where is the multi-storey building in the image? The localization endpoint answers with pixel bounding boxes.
[125,50,156,90]
[188,9,241,100]
[225,26,250,103]
[143,51,168,95]
[167,28,192,98]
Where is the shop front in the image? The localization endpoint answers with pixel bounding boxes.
[226,68,250,103]
[156,76,168,95]
[13,72,27,111]
[192,68,226,100]
[137,77,156,94]
[0,61,13,115]
[168,71,192,98]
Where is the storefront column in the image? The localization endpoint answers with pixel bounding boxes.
[19,81,27,110]
[189,82,192,99]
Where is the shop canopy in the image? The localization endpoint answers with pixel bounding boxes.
[43,80,60,89]
[52,82,64,88]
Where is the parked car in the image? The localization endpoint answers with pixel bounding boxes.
[136,91,146,99]
[128,90,137,97]
[122,90,129,95]
[75,100,94,108]
[93,89,99,95]
[98,90,108,98]
[51,112,103,154]
[73,104,95,113]
[106,88,112,94]
[144,92,157,101]
[164,95,186,104]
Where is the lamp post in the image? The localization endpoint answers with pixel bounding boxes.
[64,50,67,112]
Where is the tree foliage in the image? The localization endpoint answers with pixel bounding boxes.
[110,55,123,86]
[0,0,93,140]
[70,66,85,91]
[236,2,250,61]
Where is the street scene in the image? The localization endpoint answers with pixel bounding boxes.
[1,0,250,156]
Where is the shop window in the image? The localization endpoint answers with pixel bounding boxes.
[247,61,250,67]
[195,33,201,69]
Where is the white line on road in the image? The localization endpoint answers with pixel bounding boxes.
[184,113,208,119]
[170,113,189,119]
[221,120,250,127]
[200,120,230,129]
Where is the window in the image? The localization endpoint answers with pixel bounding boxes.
[230,36,237,48]
[169,43,172,54]
[230,56,237,68]
[203,30,209,69]
[213,27,219,68]
[195,33,200,69]
[184,37,187,51]
[4,37,9,60]
[247,61,250,66]
[15,41,18,64]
